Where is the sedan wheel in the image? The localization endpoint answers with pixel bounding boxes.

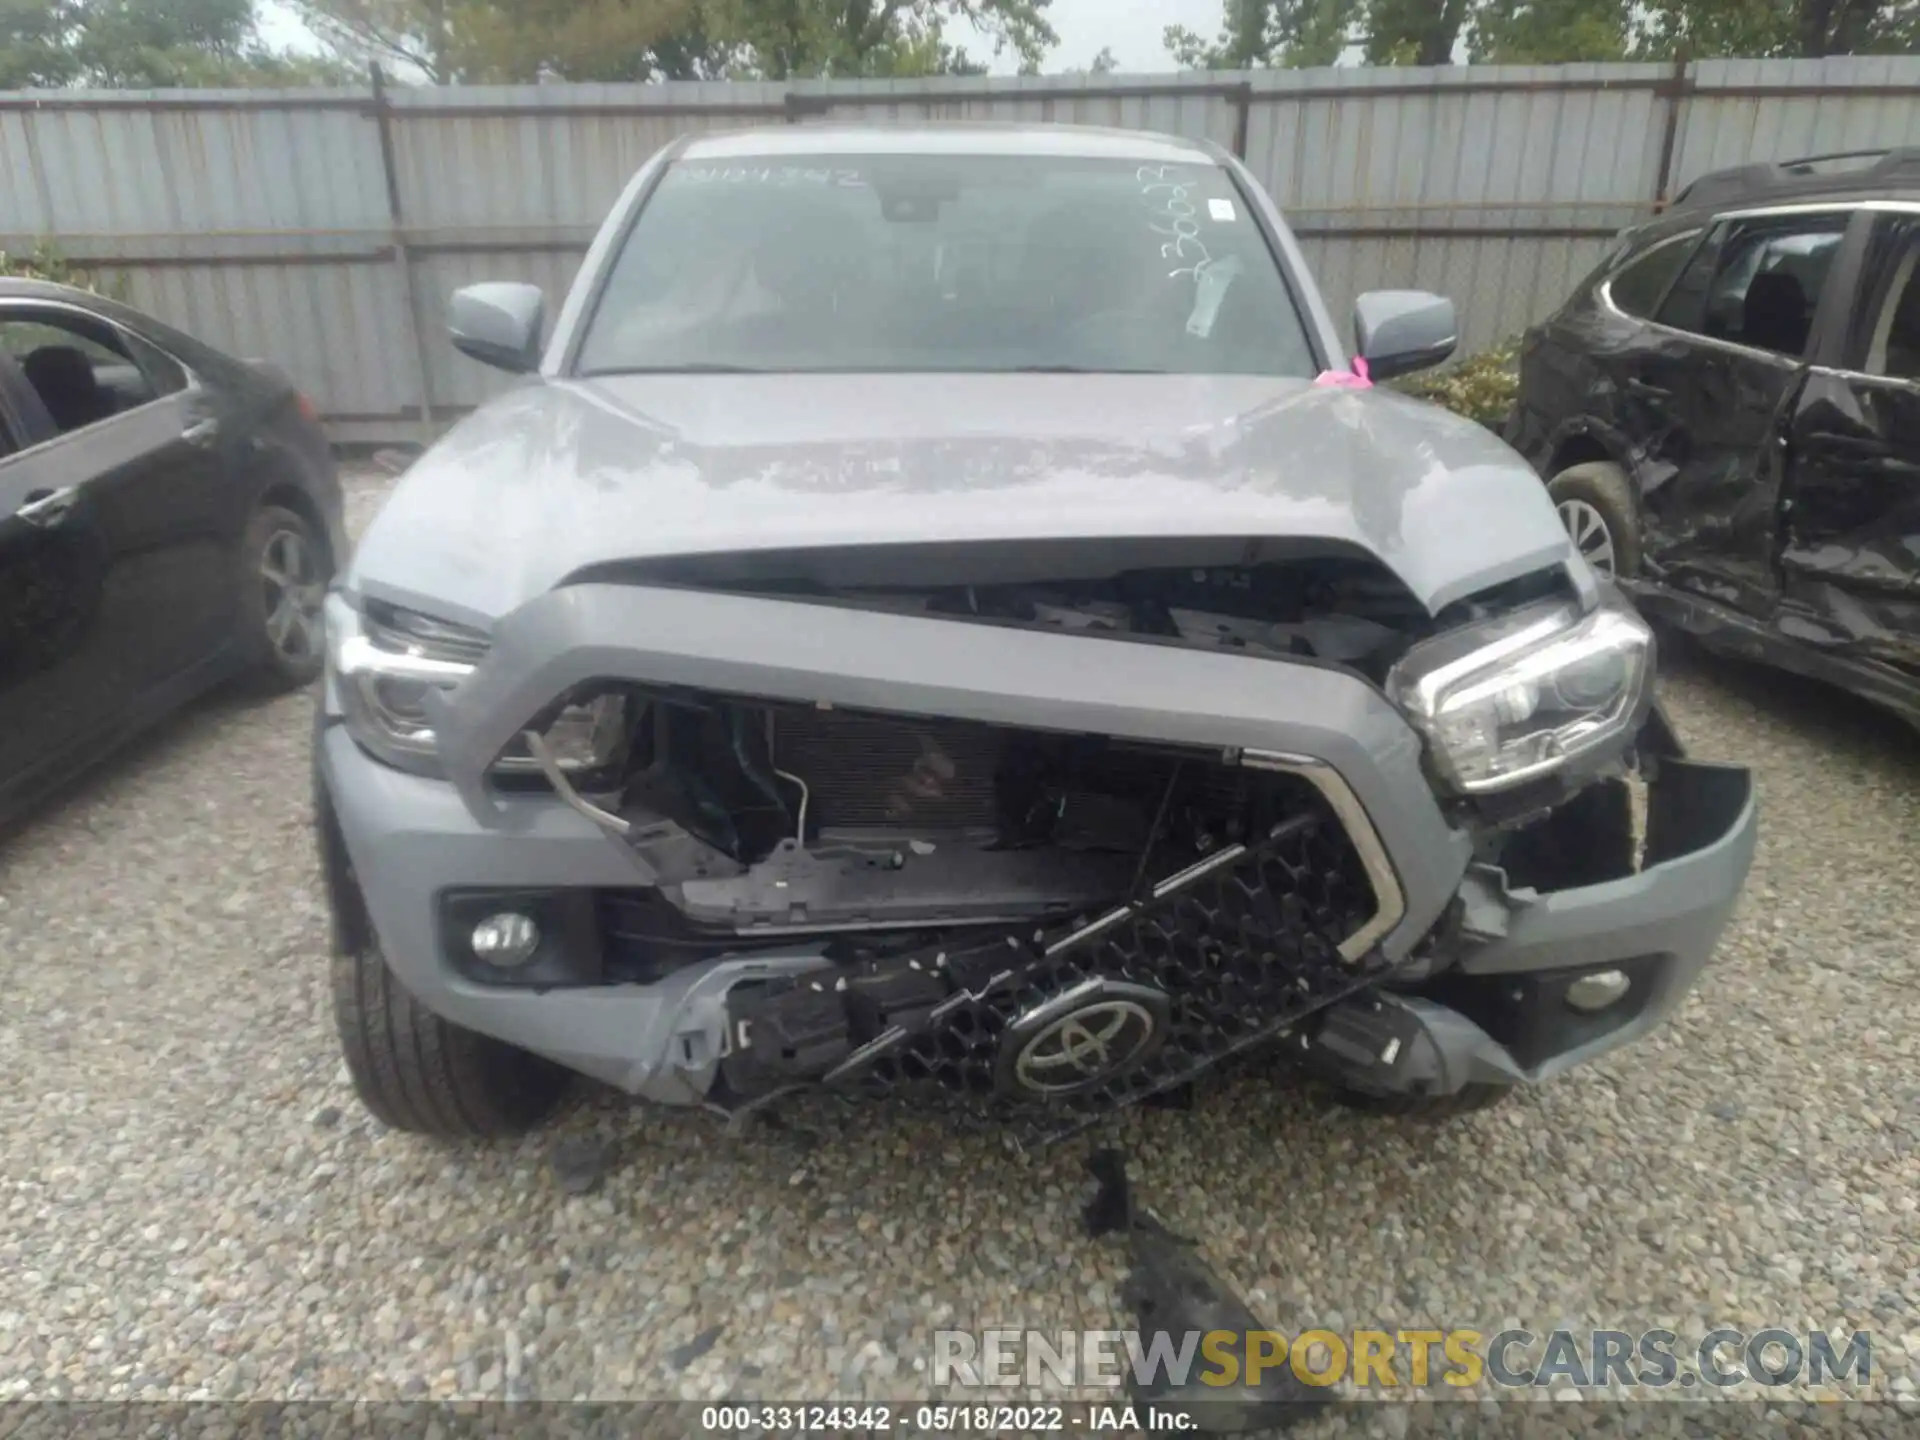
[261,527,325,664]
[1557,496,1618,576]
[240,503,332,690]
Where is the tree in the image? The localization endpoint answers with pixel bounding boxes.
[1163,0,1354,68]
[0,0,83,88]
[0,0,350,88]
[1168,0,1916,66]
[710,0,1043,77]
[1632,0,1912,56]
[292,0,1052,82]
[1359,0,1470,63]
[290,0,463,82]
[1470,0,1630,61]
[1164,0,1275,68]
[445,0,704,82]
[1053,43,1116,75]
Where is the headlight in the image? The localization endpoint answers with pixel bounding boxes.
[1387,599,1653,794]
[324,594,632,779]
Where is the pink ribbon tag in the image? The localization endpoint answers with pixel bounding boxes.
[1313,355,1372,389]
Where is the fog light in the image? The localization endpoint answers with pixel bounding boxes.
[471,912,540,967]
[1566,968,1630,1012]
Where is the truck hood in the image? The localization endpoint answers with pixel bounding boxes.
[349,372,1574,626]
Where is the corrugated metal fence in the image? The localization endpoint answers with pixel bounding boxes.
[3,57,1918,443]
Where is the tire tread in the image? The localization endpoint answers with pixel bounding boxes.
[331,941,568,1139]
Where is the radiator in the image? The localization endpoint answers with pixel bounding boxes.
[769,708,1008,829]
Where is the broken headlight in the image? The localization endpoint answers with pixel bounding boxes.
[323,594,632,780]
[1387,597,1653,794]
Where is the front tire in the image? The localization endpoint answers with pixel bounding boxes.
[331,940,572,1139]
[1547,461,1640,579]
[239,503,330,690]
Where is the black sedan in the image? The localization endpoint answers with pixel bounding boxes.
[0,278,346,827]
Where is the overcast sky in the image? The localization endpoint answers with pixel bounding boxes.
[257,0,1225,75]
[1034,0,1220,71]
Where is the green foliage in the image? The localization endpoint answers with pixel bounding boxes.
[1162,0,1474,69]
[1633,0,1916,57]
[1359,0,1471,64]
[0,0,80,88]
[291,0,1052,82]
[1470,0,1631,62]
[1163,0,1351,69]
[715,0,1053,79]
[1395,341,1519,432]
[0,242,129,300]
[0,0,353,88]
[1166,0,1920,66]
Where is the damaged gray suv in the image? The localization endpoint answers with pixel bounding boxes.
[315,125,1758,1142]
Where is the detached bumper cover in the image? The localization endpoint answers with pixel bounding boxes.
[1450,754,1757,1079]
[1309,753,1757,1097]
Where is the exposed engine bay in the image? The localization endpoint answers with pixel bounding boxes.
[486,557,1584,1136]
[570,556,1554,950]
[593,678,1392,1140]
[549,581,1401,1137]
[576,684,1396,1141]
[451,555,1640,1139]
[725,555,1432,681]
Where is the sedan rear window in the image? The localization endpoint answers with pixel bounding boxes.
[575,153,1318,378]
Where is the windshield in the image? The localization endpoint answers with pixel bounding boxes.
[574,153,1318,377]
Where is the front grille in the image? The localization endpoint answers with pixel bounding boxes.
[723,793,1389,1144]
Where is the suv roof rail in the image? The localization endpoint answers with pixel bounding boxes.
[1671,147,1920,210]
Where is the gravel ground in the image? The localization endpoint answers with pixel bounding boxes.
[2,464,1917,1429]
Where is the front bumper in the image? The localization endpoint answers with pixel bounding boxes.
[317,582,1757,1112]
[1303,749,1755,1101]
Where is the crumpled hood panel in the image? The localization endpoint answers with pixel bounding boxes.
[350,373,1573,625]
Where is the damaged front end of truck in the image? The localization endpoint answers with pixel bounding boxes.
[315,522,1757,1142]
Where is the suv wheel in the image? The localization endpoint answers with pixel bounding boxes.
[1546,461,1640,579]
[239,503,330,689]
[332,940,572,1139]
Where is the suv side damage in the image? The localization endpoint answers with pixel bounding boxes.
[1510,150,1920,729]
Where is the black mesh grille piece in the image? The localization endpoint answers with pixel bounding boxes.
[786,803,1390,1145]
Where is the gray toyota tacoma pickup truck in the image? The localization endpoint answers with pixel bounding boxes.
[314,125,1758,1143]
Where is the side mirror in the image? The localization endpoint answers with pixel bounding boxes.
[448,282,545,374]
[1352,290,1457,381]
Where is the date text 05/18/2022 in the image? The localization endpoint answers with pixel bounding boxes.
[698,1403,1197,1433]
